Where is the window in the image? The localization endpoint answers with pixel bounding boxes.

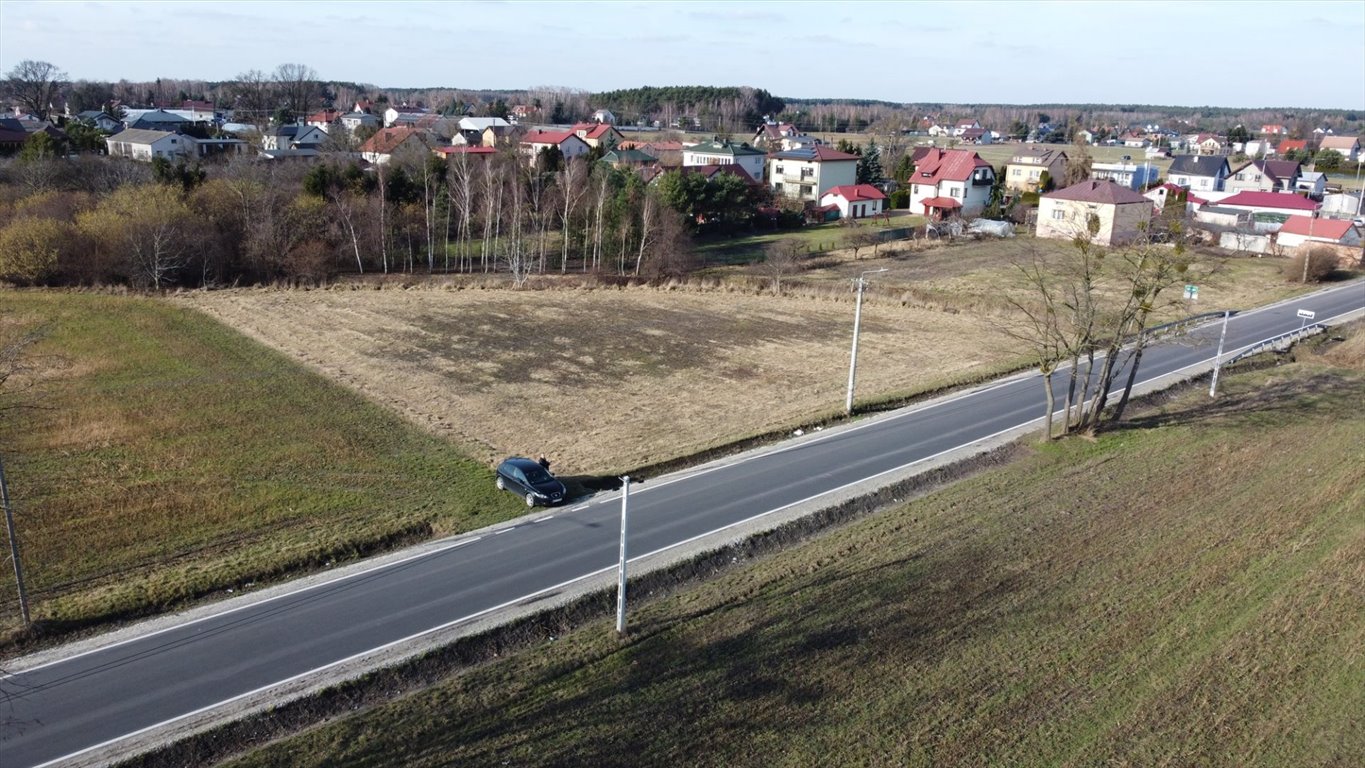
[800,184,812,196]
[1051,208,1065,220]
[1012,168,1022,177]
[775,165,784,175]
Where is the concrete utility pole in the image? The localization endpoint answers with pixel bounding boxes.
[615,475,630,636]
[1,454,30,627]
[846,268,888,416]
[1209,310,1231,398]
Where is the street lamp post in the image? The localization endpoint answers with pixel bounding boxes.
[1208,309,1231,398]
[615,475,630,635]
[846,268,888,416]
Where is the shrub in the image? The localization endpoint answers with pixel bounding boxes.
[0,216,70,284]
[889,188,909,209]
[1282,247,1338,282]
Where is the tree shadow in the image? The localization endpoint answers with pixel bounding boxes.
[1115,371,1360,433]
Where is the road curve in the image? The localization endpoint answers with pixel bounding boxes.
[3,280,1362,767]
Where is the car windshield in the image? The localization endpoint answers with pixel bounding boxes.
[524,467,551,483]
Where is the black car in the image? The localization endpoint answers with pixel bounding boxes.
[495,457,567,507]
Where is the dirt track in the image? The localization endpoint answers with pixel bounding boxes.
[180,285,1020,474]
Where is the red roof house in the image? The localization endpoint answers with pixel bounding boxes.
[907,148,995,217]
[820,184,888,219]
[1216,191,1319,215]
[1275,215,1360,247]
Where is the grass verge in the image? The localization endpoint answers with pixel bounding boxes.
[0,291,525,648]
[148,324,1364,768]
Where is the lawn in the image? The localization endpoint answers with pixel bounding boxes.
[0,292,524,643]
[221,324,1365,768]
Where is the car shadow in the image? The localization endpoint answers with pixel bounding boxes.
[558,474,625,501]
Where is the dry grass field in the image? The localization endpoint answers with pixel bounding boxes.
[223,325,1365,768]
[180,286,1025,476]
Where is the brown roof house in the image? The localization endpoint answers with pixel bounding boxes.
[360,127,432,165]
[1004,146,1068,193]
[1317,135,1360,162]
[1036,180,1154,246]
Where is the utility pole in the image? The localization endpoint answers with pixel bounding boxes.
[1209,310,1231,398]
[845,268,887,416]
[615,475,630,636]
[1,454,30,627]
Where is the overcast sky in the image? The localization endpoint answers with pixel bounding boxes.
[2,0,1363,109]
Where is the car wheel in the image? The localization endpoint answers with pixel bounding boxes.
[496,476,505,491]
[525,493,536,507]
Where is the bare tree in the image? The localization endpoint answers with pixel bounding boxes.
[273,63,320,120]
[556,160,587,273]
[3,60,66,120]
[756,238,805,293]
[230,69,276,130]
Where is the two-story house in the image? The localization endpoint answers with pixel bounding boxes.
[682,140,767,183]
[1318,135,1361,162]
[907,148,995,217]
[951,119,981,136]
[1167,154,1229,192]
[1089,160,1160,190]
[766,146,860,202]
[1224,159,1302,193]
[305,109,343,133]
[1004,147,1068,193]
[1036,180,1154,246]
[359,127,431,165]
[519,129,590,163]
[571,122,625,149]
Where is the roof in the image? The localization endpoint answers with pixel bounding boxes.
[360,127,427,155]
[306,109,342,123]
[1319,135,1359,148]
[1277,139,1308,153]
[1043,179,1151,205]
[77,110,113,120]
[773,146,860,163]
[434,146,498,156]
[678,164,758,185]
[685,140,765,157]
[1168,154,1228,176]
[1228,159,1301,183]
[823,184,887,202]
[910,148,992,184]
[1217,191,1319,211]
[602,148,658,164]
[459,117,511,132]
[919,196,961,208]
[572,123,622,141]
[520,129,582,146]
[1008,146,1067,166]
[1278,215,1355,240]
[105,128,186,145]
[635,140,684,152]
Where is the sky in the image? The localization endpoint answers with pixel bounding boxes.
[2,0,1363,110]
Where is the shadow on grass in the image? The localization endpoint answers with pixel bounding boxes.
[1116,369,1361,433]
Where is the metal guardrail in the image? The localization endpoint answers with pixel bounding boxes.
[1226,323,1327,365]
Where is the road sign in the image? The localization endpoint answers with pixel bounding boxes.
[1184,284,1198,300]
[1296,309,1316,320]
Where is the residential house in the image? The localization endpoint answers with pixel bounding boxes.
[1242,140,1273,157]
[1192,133,1227,155]
[753,121,802,146]
[632,140,684,166]
[480,124,521,147]
[306,109,343,133]
[177,100,216,123]
[927,123,953,137]
[433,145,498,163]
[340,111,380,135]
[1167,154,1229,192]
[125,109,189,132]
[820,184,887,220]
[1075,129,1096,145]
[1277,138,1310,157]
[1004,147,1068,193]
[1318,135,1360,162]
[0,119,33,154]
[1259,123,1287,135]
[519,129,590,162]
[261,124,329,152]
[104,128,197,161]
[458,116,511,134]
[359,127,431,164]
[1089,160,1160,190]
[510,104,538,120]
[75,110,121,133]
[1224,159,1302,193]
[1121,131,1150,148]
[766,146,860,202]
[1144,183,1191,213]
[601,147,658,169]
[591,108,616,125]
[959,127,993,144]
[1274,215,1361,248]
[906,148,995,218]
[1036,180,1154,246]
[383,105,430,127]
[672,164,759,186]
[682,140,767,183]
[951,119,981,136]
[571,122,625,148]
[1215,190,1319,220]
[1294,171,1328,198]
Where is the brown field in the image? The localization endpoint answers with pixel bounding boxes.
[179,285,1024,475]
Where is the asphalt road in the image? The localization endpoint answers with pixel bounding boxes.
[3,281,1362,767]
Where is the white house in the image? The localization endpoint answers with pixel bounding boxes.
[519,129,590,162]
[820,184,887,220]
[359,127,431,165]
[766,146,860,202]
[1167,154,1228,192]
[1036,180,1154,246]
[1294,171,1328,198]
[591,108,617,125]
[383,106,430,127]
[1274,215,1361,248]
[1090,160,1160,190]
[104,129,197,161]
[74,110,121,132]
[682,140,767,182]
[1215,191,1320,219]
[951,119,981,136]
[305,109,343,133]
[1318,135,1361,163]
[261,124,329,152]
[907,148,995,218]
